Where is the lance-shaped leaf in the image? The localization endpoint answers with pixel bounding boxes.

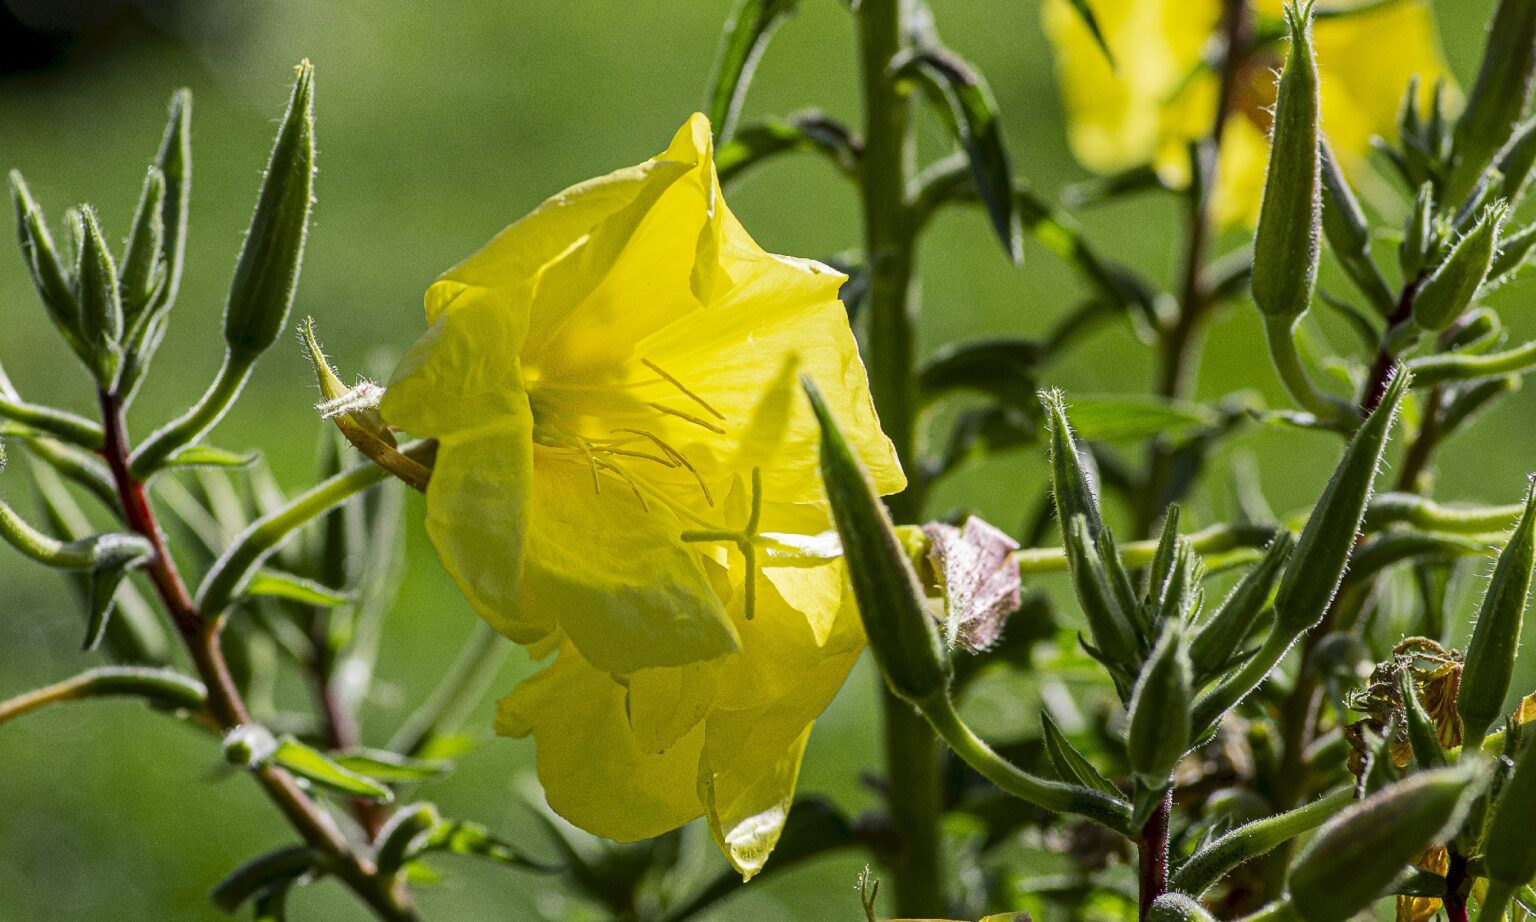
[0,498,153,570]
[332,749,452,784]
[1169,785,1354,897]
[1400,181,1436,279]
[1251,2,1321,323]
[154,89,191,311]
[1405,337,1536,387]
[75,207,124,385]
[706,0,798,142]
[1065,515,1140,675]
[805,376,950,704]
[894,48,1021,262]
[1125,619,1192,786]
[421,817,553,871]
[1190,532,1293,683]
[922,516,1021,651]
[244,570,350,608]
[0,666,205,729]
[83,548,153,653]
[1399,669,1448,769]
[1411,201,1509,332]
[1320,140,1396,316]
[1448,0,1536,200]
[209,846,321,913]
[1193,372,1406,732]
[1482,725,1536,919]
[0,393,103,450]
[268,735,392,802]
[1458,478,1536,745]
[1287,762,1487,922]
[715,111,860,185]
[1040,709,1119,798]
[224,60,315,361]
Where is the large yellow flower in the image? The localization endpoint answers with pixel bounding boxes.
[1042,0,1452,226]
[381,114,903,874]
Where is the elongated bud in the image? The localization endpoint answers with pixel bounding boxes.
[1458,478,1536,745]
[118,167,166,325]
[10,171,86,357]
[224,61,315,362]
[1190,532,1293,681]
[1399,669,1447,768]
[1065,515,1140,673]
[1482,728,1536,918]
[75,206,124,384]
[1272,372,1407,637]
[1148,894,1216,922]
[1400,181,1436,280]
[1412,201,1508,331]
[1448,0,1536,201]
[1288,762,1487,922]
[1041,389,1104,539]
[805,377,950,705]
[1252,2,1320,321]
[1320,140,1395,315]
[155,89,191,311]
[1125,619,1193,785]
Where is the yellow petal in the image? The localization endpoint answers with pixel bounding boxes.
[699,724,811,881]
[626,659,719,753]
[496,643,705,842]
[382,285,549,643]
[520,451,739,673]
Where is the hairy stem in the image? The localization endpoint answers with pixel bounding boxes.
[1137,790,1173,919]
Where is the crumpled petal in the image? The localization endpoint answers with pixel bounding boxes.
[699,725,810,881]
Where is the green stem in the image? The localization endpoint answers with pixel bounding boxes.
[0,666,207,727]
[921,694,1133,835]
[856,0,944,915]
[129,349,253,479]
[1169,785,1354,897]
[1406,337,1536,386]
[1014,522,1281,574]
[388,620,510,758]
[1263,315,1355,425]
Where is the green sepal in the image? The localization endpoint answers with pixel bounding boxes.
[1251,2,1320,321]
[1288,762,1488,922]
[1400,181,1436,280]
[1059,0,1114,71]
[1147,895,1214,922]
[73,207,124,384]
[223,61,315,361]
[893,48,1021,263]
[804,376,950,704]
[1040,709,1119,798]
[1398,669,1448,769]
[1458,478,1536,746]
[706,0,799,143]
[1125,619,1193,785]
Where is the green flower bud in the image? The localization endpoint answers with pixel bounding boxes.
[1458,479,1536,745]
[1040,389,1104,540]
[1125,619,1193,786]
[75,206,124,385]
[224,60,315,362]
[805,377,950,705]
[1320,140,1395,315]
[1272,371,1407,638]
[1190,531,1293,682]
[1065,515,1140,675]
[9,171,87,360]
[1482,728,1536,918]
[118,166,166,327]
[1252,2,1320,322]
[1448,0,1536,201]
[1147,894,1216,922]
[1400,182,1436,280]
[1288,762,1487,922]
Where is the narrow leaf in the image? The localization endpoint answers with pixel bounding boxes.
[706,0,799,142]
[245,570,351,608]
[269,736,393,802]
[1040,709,1119,798]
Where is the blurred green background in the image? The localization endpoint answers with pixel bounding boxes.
[0,0,1530,919]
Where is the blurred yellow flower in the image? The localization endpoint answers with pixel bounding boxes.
[1042,0,1452,226]
[382,114,903,874]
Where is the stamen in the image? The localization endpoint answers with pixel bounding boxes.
[610,427,715,507]
[593,458,649,511]
[599,447,677,467]
[648,402,727,435]
[641,357,725,420]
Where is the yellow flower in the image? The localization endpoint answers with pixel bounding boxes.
[1042,0,1452,226]
[381,114,903,874]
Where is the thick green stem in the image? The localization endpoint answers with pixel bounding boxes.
[856,0,943,914]
[1263,315,1355,424]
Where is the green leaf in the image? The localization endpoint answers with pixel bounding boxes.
[269,736,393,802]
[244,570,351,608]
[162,445,258,470]
[1147,894,1216,922]
[1059,0,1115,71]
[919,338,1043,411]
[332,748,453,783]
[894,48,1021,262]
[0,666,205,729]
[209,846,320,913]
[1190,532,1293,684]
[715,111,860,185]
[1399,669,1447,769]
[1251,3,1321,322]
[117,166,166,327]
[1059,396,1220,443]
[0,393,104,450]
[1447,0,1536,200]
[1483,723,1536,916]
[1040,710,1119,798]
[1319,140,1396,316]
[1406,338,1536,387]
[9,171,86,360]
[805,376,950,704]
[0,498,153,570]
[83,551,152,652]
[224,61,315,361]
[374,802,441,875]
[422,818,552,870]
[706,0,799,142]
[1458,479,1536,745]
